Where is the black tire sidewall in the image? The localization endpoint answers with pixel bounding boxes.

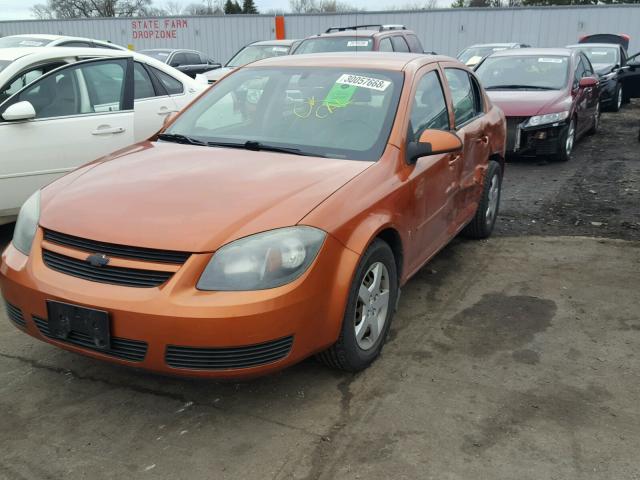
[339,240,398,371]
[476,161,502,237]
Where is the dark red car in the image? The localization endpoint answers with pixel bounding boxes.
[475,48,600,161]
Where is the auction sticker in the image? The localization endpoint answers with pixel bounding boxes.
[335,74,391,91]
[347,40,371,47]
[538,58,564,63]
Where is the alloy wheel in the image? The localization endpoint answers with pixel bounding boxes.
[354,262,390,351]
[617,86,623,110]
[485,172,500,227]
[565,120,575,156]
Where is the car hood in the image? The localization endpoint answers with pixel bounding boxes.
[39,142,371,253]
[594,63,615,75]
[486,90,570,117]
[204,66,235,81]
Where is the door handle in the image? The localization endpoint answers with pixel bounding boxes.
[476,135,489,145]
[448,155,461,166]
[157,107,178,116]
[91,126,125,135]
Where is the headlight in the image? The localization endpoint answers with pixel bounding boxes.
[524,111,570,128]
[197,226,326,291]
[12,190,40,256]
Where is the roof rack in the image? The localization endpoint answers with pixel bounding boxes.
[324,24,407,33]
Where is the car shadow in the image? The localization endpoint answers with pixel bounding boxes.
[0,222,14,250]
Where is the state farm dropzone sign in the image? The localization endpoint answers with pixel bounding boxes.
[131,19,188,40]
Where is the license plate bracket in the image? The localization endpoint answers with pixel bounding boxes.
[46,301,110,350]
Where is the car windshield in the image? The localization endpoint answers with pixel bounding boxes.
[0,36,52,48]
[227,45,291,67]
[165,67,403,161]
[294,37,374,54]
[458,46,509,65]
[0,60,11,73]
[577,47,619,68]
[475,55,570,90]
[139,50,172,62]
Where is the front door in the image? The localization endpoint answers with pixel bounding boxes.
[0,58,135,218]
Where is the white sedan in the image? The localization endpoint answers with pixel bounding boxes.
[0,47,207,224]
[0,34,127,50]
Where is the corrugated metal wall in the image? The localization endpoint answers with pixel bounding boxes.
[1,5,638,63]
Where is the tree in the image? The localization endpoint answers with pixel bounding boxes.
[242,0,258,13]
[224,0,242,13]
[184,0,224,14]
[289,0,355,12]
[31,0,153,18]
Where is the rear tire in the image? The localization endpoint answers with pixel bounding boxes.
[609,84,623,112]
[317,239,398,372]
[462,160,502,239]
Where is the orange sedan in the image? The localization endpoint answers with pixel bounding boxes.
[1,53,506,378]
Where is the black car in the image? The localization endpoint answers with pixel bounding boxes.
[139,49,220,78]
[568,34,640,112]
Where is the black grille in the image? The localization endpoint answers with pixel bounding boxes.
[43,229,190,264]
[43,250,173,288]
[506,116,528,152]
[33,316,147,362]
[4,301,26,328]
[166,336,294,370]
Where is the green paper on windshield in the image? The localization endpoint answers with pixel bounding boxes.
[324,83,357,107]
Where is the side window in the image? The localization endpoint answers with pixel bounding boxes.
[170,52,187,67]
[406,34,424,53]
[59,41,92,48]
[409,70,450,141]
[185,52,201,65]
[379,38,393,53]
[391,36,410,53]
[574,58,586,88]
[581,54,594,76]
[150,67,184,95]
[133,62,157,100]
[444,68,480,128]
[14,59,126,119]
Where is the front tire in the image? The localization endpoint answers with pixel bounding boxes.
[554,118,575,162]
[462,160,502,239]
[317,239,398,372]
[609,84,623,112]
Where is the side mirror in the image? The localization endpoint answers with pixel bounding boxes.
[2,101,36,121]
[579,77,598,88]
[407,129,463,164]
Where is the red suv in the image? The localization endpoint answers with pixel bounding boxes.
[293,24,425,55]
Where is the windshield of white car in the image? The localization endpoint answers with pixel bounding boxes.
[0,36,50,48]
[165,67,403,161]
[475,55,570,90]
[294,37,375,54]
[0,60,11,73]
[458,46,509,64]
[226,45,290,67]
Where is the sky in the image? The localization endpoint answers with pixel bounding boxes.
[0,0,443,21]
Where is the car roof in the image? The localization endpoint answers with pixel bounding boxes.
[248,52,444,70]
[490,47,572,57]
[140,48,200,53]
[0,47,43,61]
[8,34,62,40]
[251,39,298,46]
[312,30,380,38]
[468,43,520,48]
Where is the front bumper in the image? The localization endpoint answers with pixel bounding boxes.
[1,229,359,379]
[507,117,569,156]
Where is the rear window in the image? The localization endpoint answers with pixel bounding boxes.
[0,36,51,48]
[294,37,374,54]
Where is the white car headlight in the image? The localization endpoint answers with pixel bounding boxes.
[12,190,40,256]
[197,226,326,291]
[524,111,570,128]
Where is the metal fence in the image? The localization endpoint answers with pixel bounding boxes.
[1,5,638,63]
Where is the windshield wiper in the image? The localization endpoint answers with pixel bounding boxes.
[207,140,319,157]
[157,133,207,146]
[485,85,555,90]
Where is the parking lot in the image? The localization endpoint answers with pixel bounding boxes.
[1,100,638,479]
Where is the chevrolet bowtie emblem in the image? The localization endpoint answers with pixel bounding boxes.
[86,253,110,267]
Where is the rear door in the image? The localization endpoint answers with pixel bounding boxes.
[131,61,179,140]
[0,58,134,216]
